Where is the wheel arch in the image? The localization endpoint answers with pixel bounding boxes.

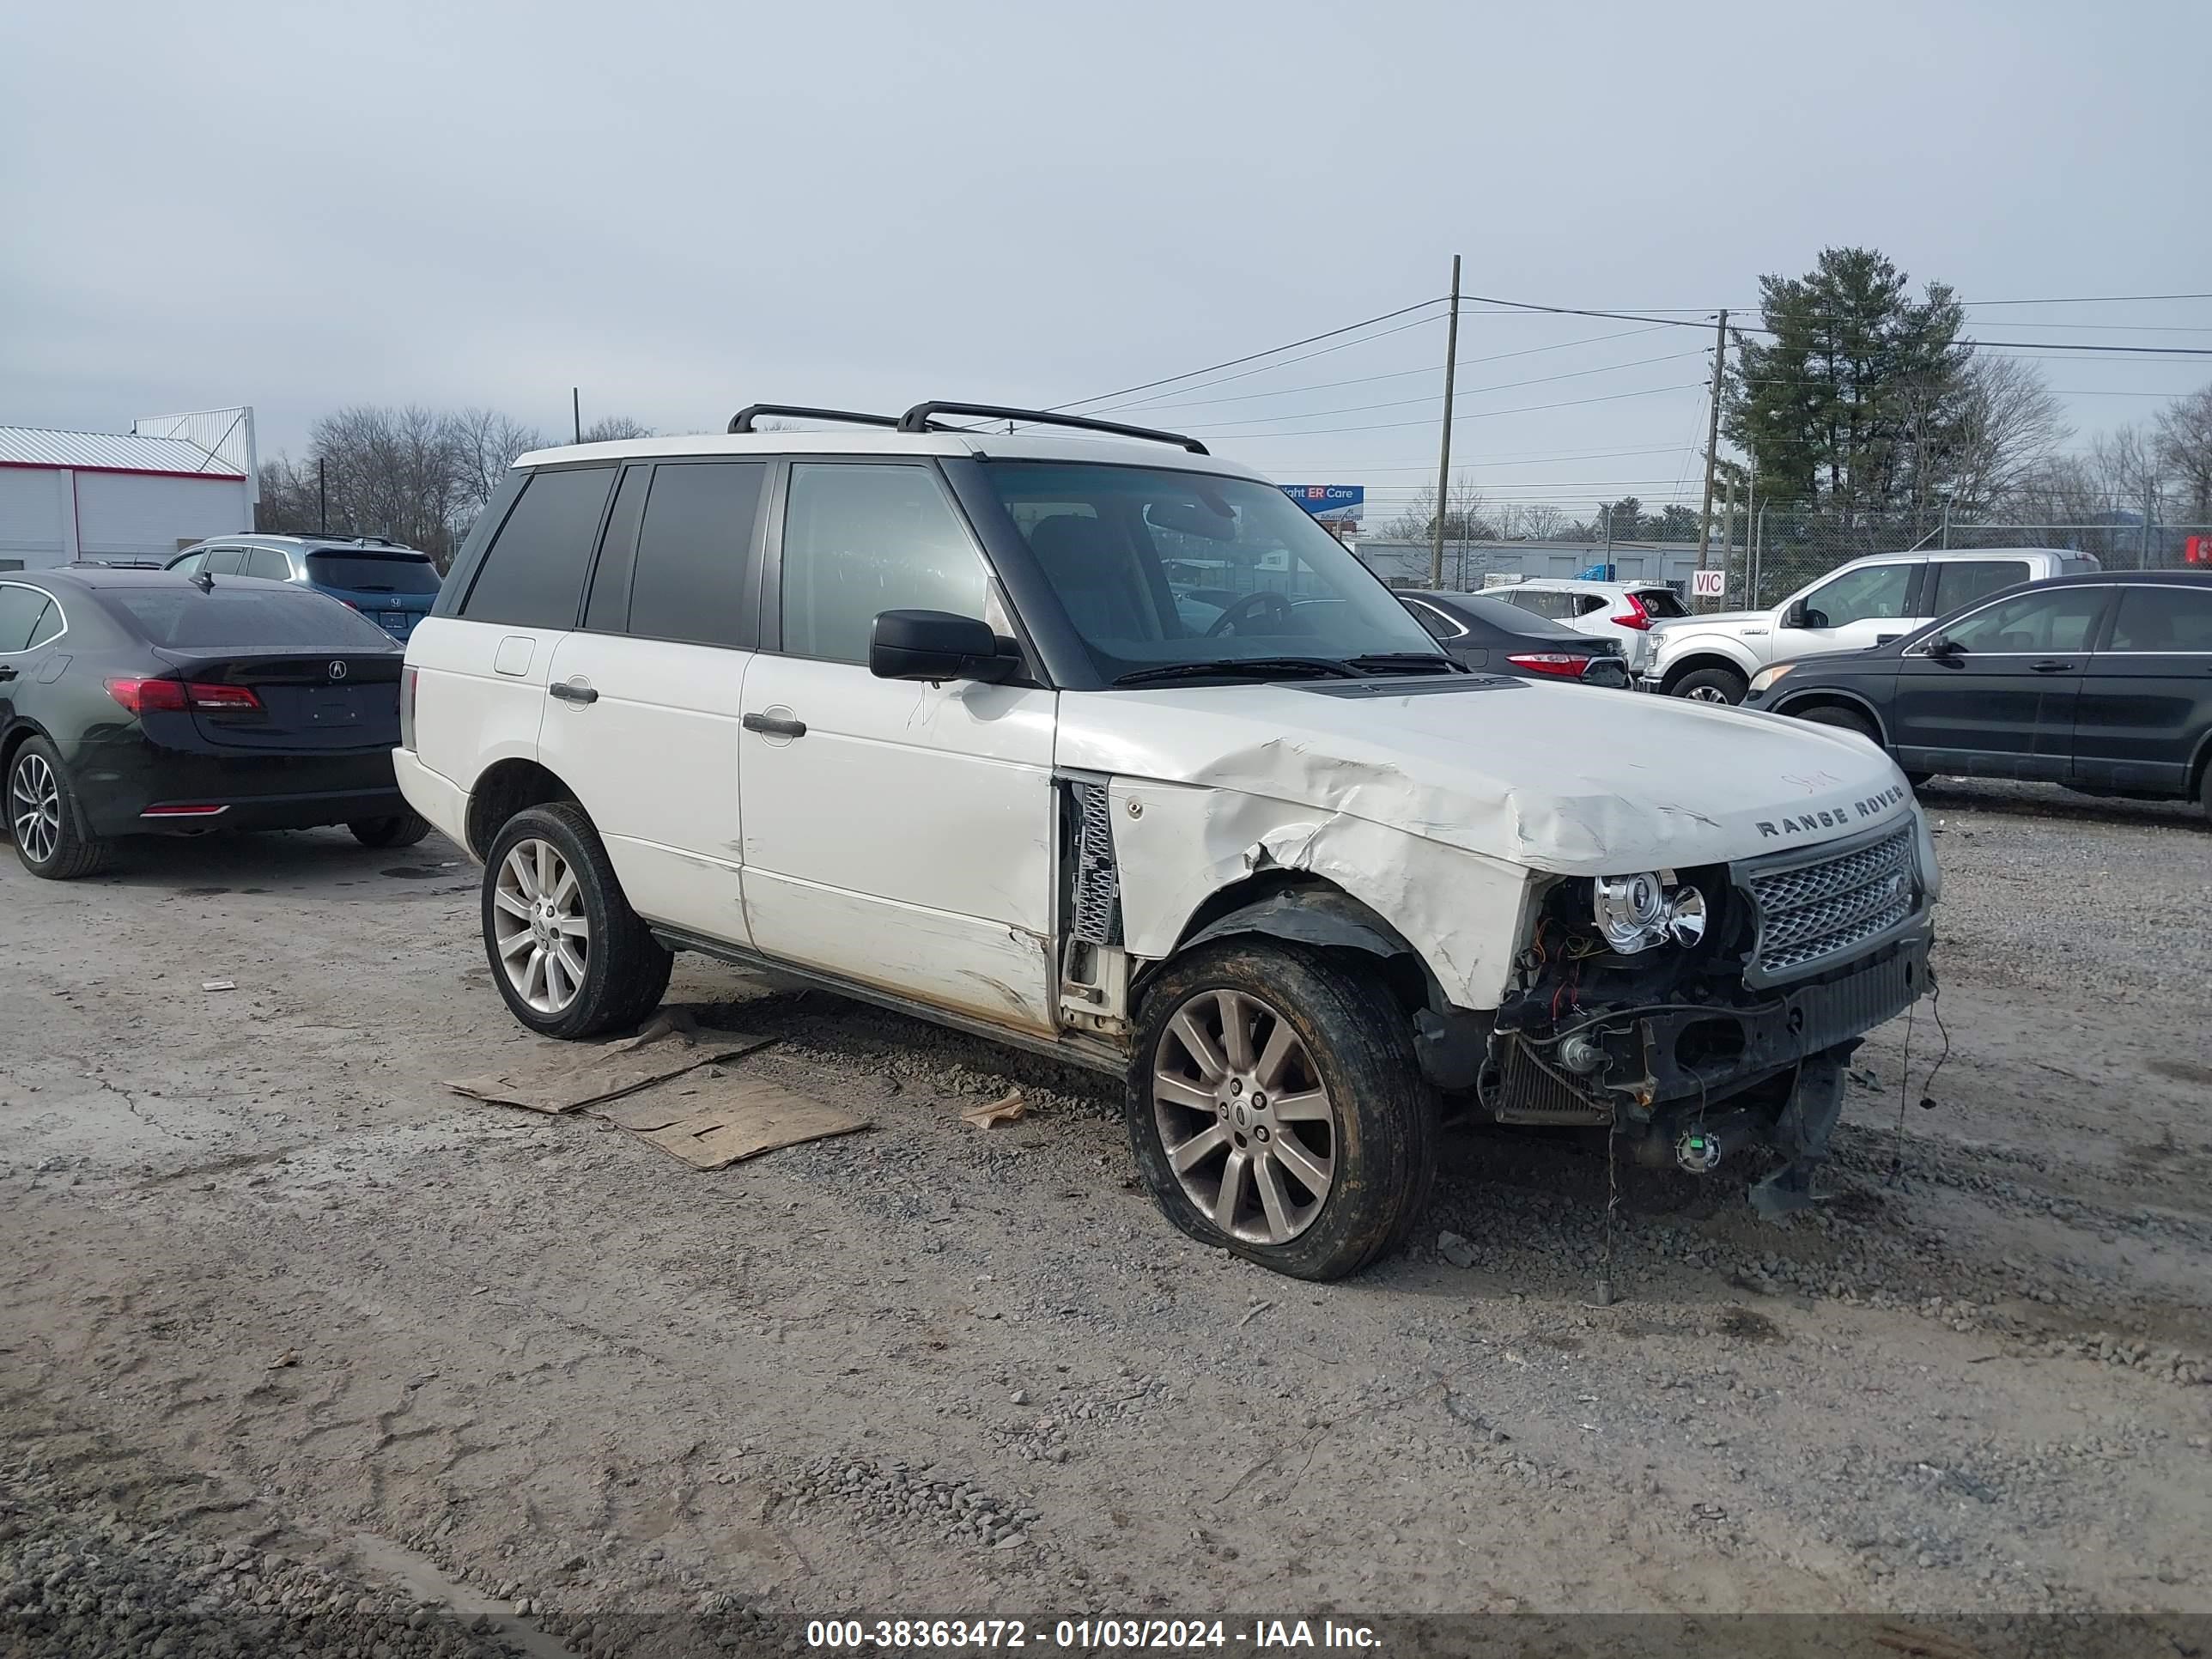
[1772,688,1892,746]
[1658,647,1755,692]
[1149,872,1443,1028]
[1,719,92,839]
[465,757,580,860]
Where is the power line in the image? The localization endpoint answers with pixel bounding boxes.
[1108,325,1669,415]
[1049,297,1446,412]
[1086,313,1451,416]
[1210,381,1706,440]
[1960,291,2212,307]
[1174,351,1705,432]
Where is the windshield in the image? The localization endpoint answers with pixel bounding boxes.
[975,461,1446,681]
[305,552,441,594]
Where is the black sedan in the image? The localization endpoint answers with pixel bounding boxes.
[1398,590,1631,687]
[1,567,426,878]
[1741,570,2212,820]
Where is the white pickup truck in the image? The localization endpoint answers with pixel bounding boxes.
[1644,547,2099,703]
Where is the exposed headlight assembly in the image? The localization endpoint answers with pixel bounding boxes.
[1592,871,1707,954]
[1747,662,1795,695]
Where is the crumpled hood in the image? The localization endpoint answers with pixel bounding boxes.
[1054,675,1916,877]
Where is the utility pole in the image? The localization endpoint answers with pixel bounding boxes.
[317,457,327,536]
[572,387,583,445]
[1693,308,1729,608]
[2142,478,2157,568]
[1429,254,1462,588]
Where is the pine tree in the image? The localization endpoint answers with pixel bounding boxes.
[1725,248,1969,518]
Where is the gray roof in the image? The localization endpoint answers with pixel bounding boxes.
[0,424,246,478]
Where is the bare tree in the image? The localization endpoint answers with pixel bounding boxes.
[448,407,549,514]
[1382,473,1492,544]
[255,454,322,535]
[1948,356,2070,514]
[2154,384,2212,522]
[580,415,655,442]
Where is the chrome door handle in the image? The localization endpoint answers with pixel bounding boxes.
[549,680,598,704]
[742,712,806,738]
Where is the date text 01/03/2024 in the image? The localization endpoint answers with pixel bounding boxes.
[804,1619,1382,1650]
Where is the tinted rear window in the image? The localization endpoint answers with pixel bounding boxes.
[628,460,764,647]
[0,586,51,652]
[1632,587,1688,617]
[459,466,616,629]
[307,552,441,594]
[2109,585,2212,653]
[1454,594,1586,640]
[105,586,398,650]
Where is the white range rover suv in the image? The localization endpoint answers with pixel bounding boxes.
[398,402,1941,1280]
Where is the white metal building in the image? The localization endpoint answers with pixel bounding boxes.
[0,407,258,571]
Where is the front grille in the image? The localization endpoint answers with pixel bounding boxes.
[1747,822,1917,979]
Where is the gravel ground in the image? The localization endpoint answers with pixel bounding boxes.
[2,777,2209,1656]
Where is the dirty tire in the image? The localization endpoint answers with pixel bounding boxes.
[1127,941,1435,1282]
[7,737,109,880]
[481,802,672,1040]
[347,811,432,849]
[1673,667,1747,706]
[1796,704,1880,746]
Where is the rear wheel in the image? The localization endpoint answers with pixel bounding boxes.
[1673,667,1746,705]
[8,738,108,880]
[2199,761,2212,825]
[481,803,672,1039]
[1127,942,1435,1281]
[348,811,431,849]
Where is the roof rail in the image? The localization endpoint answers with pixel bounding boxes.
[727,404,906,434]
[895,402,1209,456]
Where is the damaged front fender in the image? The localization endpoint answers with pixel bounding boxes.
[1106,776,1539,1012]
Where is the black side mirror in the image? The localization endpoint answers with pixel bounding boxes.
[870,610,1018,684]
[1779,600,1808,629]
[1926,634,1964,659]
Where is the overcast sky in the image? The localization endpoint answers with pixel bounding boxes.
[5,0,2208,521]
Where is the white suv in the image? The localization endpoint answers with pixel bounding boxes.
[1647,547,2099,703]
[1480,576,1689,674]
[398,402,1940,1279]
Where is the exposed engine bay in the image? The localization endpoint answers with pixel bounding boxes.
[1475,849,1934,1216]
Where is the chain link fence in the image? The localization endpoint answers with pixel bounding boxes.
[1722,507,2209,611]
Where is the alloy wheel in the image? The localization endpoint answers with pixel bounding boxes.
[1152,988,1337,1245]
[9,753,62,866]
[1685,684,1731,703]
[490,837,590,1013]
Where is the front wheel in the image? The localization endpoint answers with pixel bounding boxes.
[348,811,431,848]
[1796,704,1879,745]
[481,803,672,1039]
[1127,943,1435,1281]
[1673,667,1747,705]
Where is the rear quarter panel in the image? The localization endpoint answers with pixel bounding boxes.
[403,616,556,796]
